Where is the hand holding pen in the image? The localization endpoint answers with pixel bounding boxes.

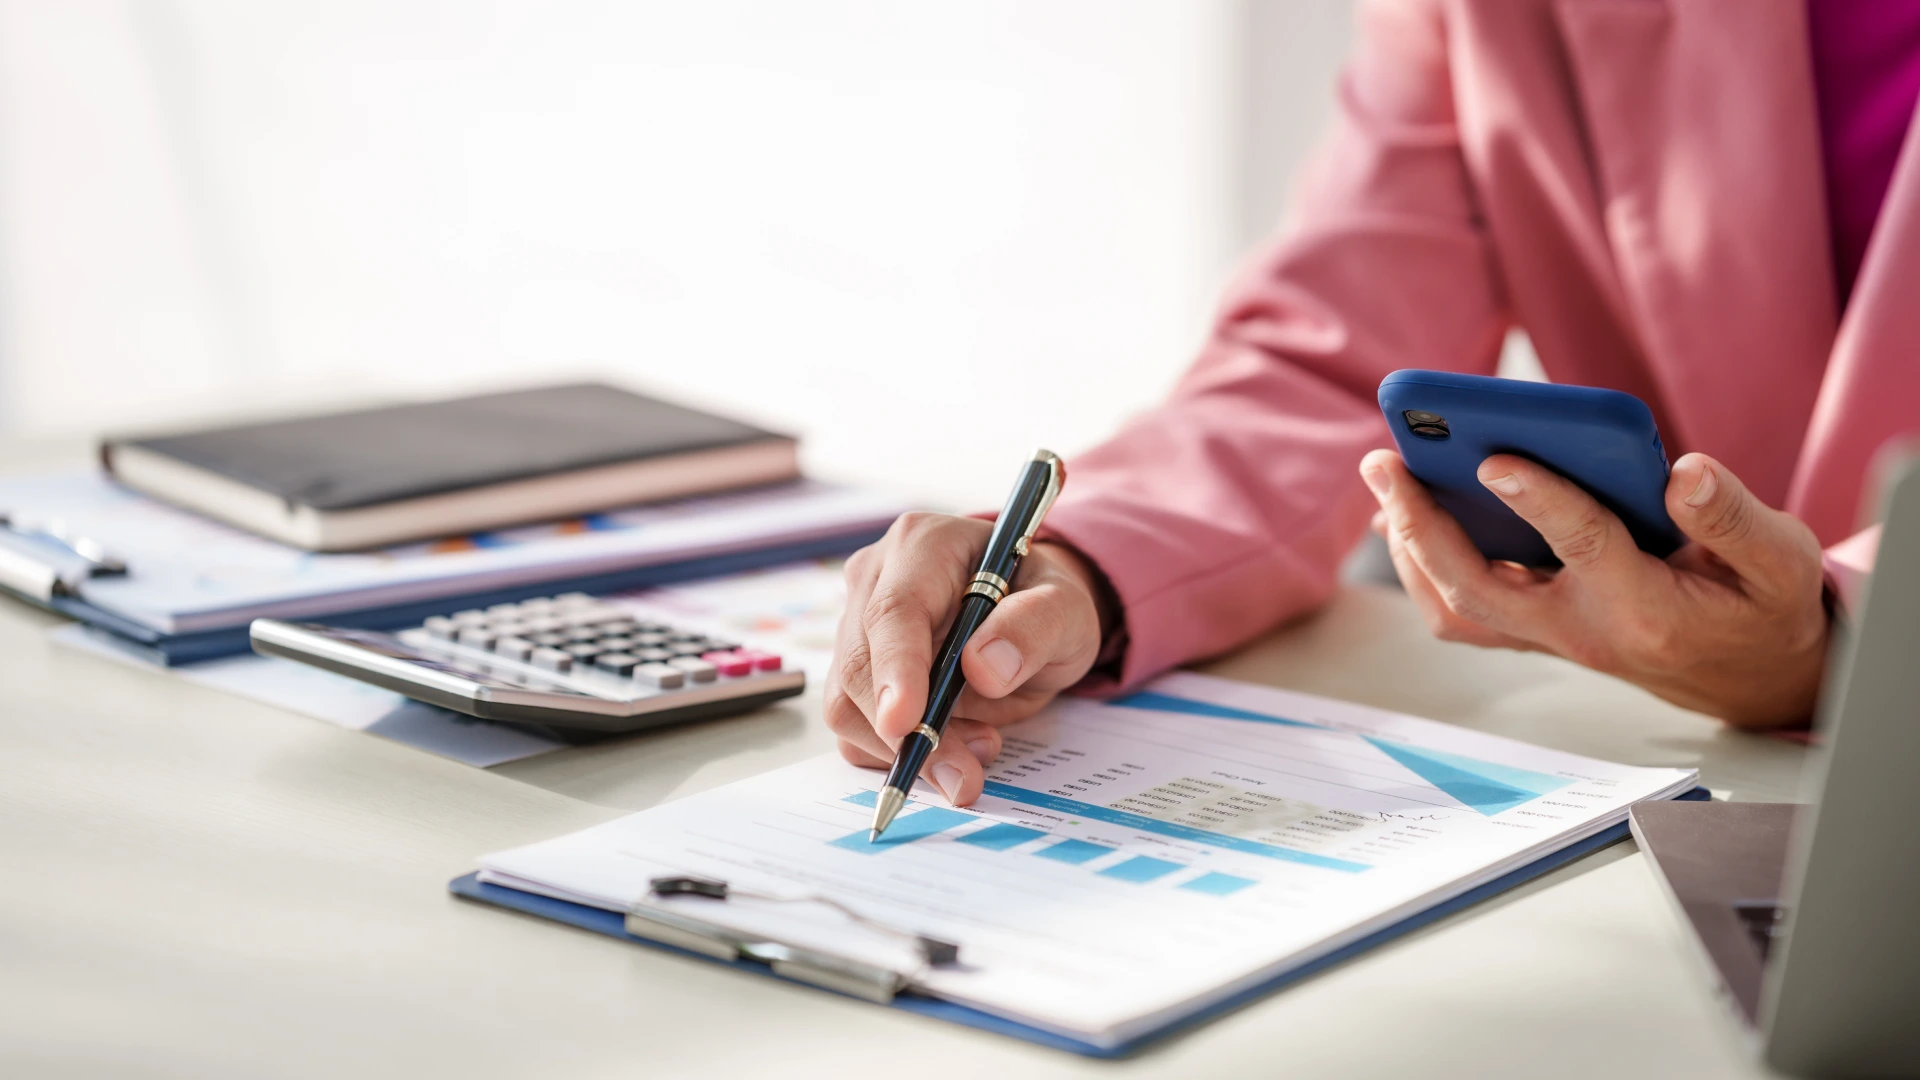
[822,451,1115,814]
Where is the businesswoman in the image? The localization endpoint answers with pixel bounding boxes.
[827,0,1919,805]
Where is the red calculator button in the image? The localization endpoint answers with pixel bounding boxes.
[739,650,783,672]
[701,651,754,677]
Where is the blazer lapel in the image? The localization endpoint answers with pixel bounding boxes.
[1553,0,1835,510]
[1787,105,1920,543]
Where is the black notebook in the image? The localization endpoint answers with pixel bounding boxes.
[100,383,799,550]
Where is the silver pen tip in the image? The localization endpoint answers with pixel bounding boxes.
[868,787,907,841]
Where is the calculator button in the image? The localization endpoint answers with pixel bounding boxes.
[531,632,568,647]
[631,632,668,647]
[564,626,602,642]
[529,647,573,673]
[701,651,754,677]
[554,592,595,607]
[597,620,639,637]
[424,616,458,640]
[494,636,536,662]
[667,657,718,683]
[740,650,783,672]
[456,626,498,649]
[518,596,556,612]
[487,602,522,616]
[521,616,565,635]
[634,662,686,689]
[634,648,674,663]
[490,620,529,640]
[595,637,635,653]
[593,653,640,676]
[452,609,489,624]
[703,639,740,652]
[564,642,604,659]
[667,642,709,657]
[633,621,671,634]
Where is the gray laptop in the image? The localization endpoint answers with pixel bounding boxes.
[1630,456,1920,1078]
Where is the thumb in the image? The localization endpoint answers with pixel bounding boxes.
[1666,453,1818,594]
[958,580,1098,700]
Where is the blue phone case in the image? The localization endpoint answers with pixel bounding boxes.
[1377,370,1682,567]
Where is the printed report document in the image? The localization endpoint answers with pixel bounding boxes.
[476,672,1698,1047]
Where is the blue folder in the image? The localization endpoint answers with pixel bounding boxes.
[449,785,1709,1057]
[46,527,884,666]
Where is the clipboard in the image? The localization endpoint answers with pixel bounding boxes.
[450,785,1711,1057]
[12,528,882,666]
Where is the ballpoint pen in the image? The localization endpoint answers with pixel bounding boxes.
[869,449,1066,840]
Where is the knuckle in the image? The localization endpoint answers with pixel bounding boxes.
[1007,586,1069,640]
[1623,611,1678,660]
[863,584,928,630]
[1700,493,1756,544]
[890,510,942,539]
[834,639,874,699]
[822,692,871,739]
[844,542,880,579]
[1554,513,1611,566]
[1437,581,1495,625]
[1391,514,1421,549]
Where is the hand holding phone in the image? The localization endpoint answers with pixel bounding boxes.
[1364,370,1830,729]
[1376,370,1681,567]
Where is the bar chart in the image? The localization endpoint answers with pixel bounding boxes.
[828,790,1272,896]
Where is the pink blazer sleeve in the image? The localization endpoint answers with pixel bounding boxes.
[1041,1,1510,692]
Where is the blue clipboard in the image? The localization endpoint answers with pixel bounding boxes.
[43,526,885,666]
[449,785,1710,1057]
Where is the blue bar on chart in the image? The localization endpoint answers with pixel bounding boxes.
[1098,856,1185,884]
[841,790,879,808]
[955,823,1048,851]
[1179,871,1258,896]
[830,806,976,853]
[1033,839,1113,865]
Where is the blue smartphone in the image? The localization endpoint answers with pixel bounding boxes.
[1376,370,1682,567]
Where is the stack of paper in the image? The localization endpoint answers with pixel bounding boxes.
[0,471,902,638]
[476,672,1698,1047]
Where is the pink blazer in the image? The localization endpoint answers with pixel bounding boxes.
[1042,0,1914,691]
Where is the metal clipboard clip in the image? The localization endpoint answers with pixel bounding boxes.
[624,876,961,1004]
[0,513,127,603]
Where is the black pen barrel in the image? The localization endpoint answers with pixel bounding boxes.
[882,591,997,791]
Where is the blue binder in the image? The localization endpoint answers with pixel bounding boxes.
[450,785,1709,1057]
[41,527,884,666]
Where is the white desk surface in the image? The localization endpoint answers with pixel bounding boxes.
[0,445,1809,1079]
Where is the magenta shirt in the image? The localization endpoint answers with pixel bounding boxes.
[1807,0,1920,305]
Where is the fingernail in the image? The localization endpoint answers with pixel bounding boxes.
[931,763,964,803]
[1685,464,1717,507]
[875,684,895,721]
[1482,472,1522,496]
[979,638,1022,685]
[1362,464,1390,500]
[965,738,996,765]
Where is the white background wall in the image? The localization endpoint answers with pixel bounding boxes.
[0,0,1353,508]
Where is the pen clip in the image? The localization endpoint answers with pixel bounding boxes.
[1012,449,1066,557]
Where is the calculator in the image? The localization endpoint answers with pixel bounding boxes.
[249,592,804,738]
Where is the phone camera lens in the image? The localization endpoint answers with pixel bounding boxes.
[1402,410,1450,440]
